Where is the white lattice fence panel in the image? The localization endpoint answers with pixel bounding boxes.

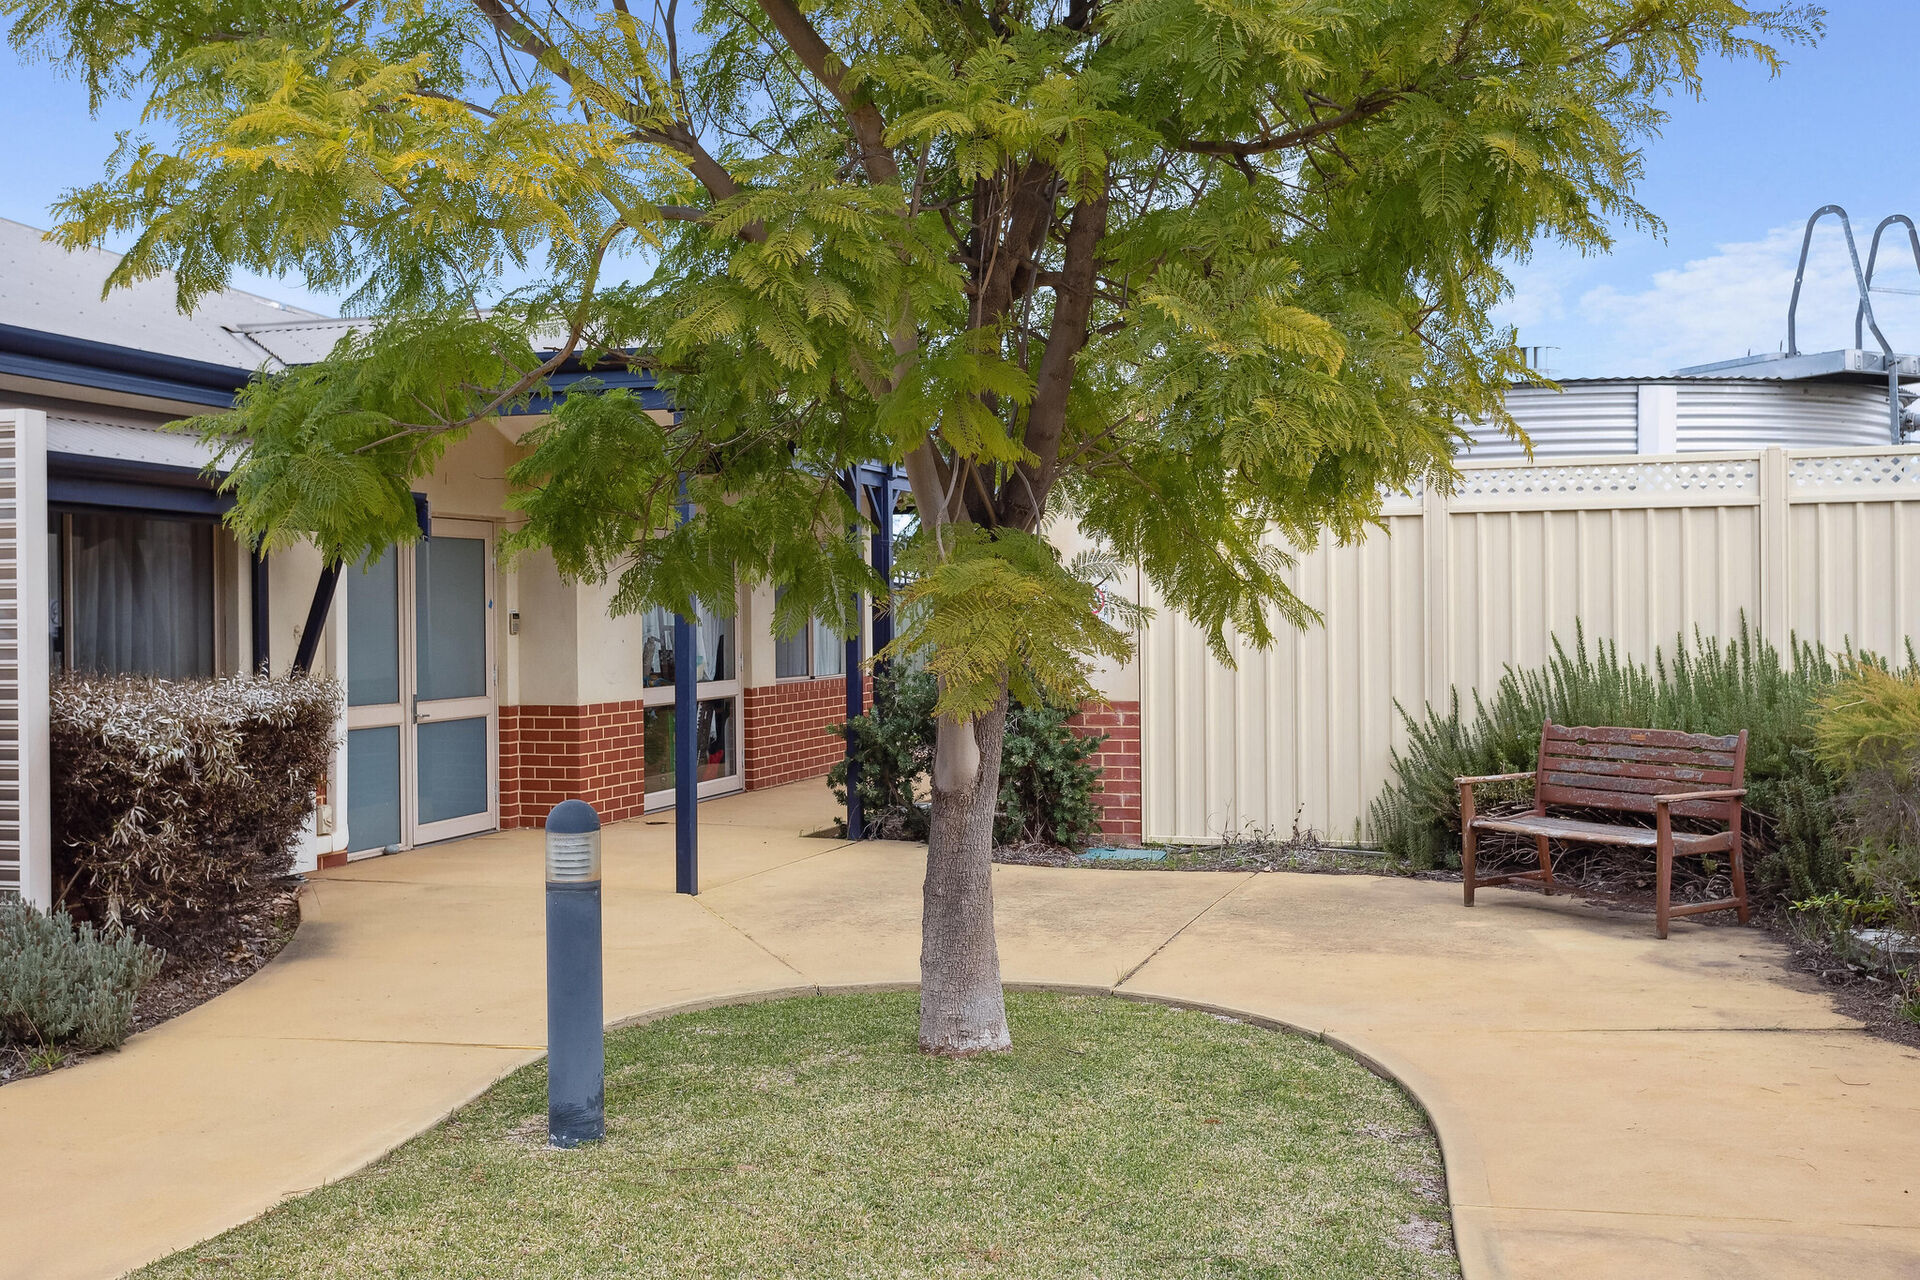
[1450,455,1761,509]
[1786,449,1920,500]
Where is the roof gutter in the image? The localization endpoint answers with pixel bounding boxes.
[0,321,254,408]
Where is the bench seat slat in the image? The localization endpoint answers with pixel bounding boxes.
[1536,782,1735,819]
[1470,815,1733,854]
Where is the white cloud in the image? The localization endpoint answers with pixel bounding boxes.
[1569,220,1920,376]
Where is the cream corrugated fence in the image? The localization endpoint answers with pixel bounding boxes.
[1137,445,1920,844]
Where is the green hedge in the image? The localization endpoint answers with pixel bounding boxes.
[829,668,1107,848]
[1368,619,1883,901]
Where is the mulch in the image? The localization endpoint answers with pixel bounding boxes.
[0,881,303,1087]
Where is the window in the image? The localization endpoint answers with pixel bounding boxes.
[773,588,846,679]
[53,511,216,678]
[641,603,735,688]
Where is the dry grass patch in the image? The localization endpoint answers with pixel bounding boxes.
[139,992,1458,1279]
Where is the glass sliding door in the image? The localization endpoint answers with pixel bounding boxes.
[641,596,743,810]
[343,517,497,855]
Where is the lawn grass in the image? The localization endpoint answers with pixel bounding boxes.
[139,992,1458,1279]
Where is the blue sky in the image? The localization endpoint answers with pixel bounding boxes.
[2,3,1915,376]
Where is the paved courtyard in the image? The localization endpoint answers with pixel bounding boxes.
[3,782,1917,1279]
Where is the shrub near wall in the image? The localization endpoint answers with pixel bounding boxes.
[1369,621,1869,902]
[829,669,1108,847]
[50,675,340,944]
[0,899,162,1053]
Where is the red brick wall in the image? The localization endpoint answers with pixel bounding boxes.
[1070,700,1142,842]
[743,678,868,790]
[500,701,648,828]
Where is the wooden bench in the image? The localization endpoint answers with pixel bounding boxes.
[1456,721,1750,938]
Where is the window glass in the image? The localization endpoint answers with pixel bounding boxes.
[415,535,487,701]
[773,587,810,678]
[644,698,739,798]
[416,717,489,823]
[641,606,674,688]
[48,512,63,674]
[347,725,402,852]
[696,608,734,683]
[346,552,400,706]
[811,615,845,676]
[644,600,735,687]
[65,512,215,678]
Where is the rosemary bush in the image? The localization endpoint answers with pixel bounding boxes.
[1369,618,1876,902]
[0,899,162,1052]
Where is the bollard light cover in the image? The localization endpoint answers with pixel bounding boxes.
[545,799,603,883]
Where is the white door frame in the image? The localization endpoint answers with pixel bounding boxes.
[410,517,498,844]
[344,517,498,854]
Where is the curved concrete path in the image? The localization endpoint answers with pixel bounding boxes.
[3,782,1917,1280]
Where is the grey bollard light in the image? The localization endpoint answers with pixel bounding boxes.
[545,799,605,1147]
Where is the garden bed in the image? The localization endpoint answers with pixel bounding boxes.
[0,883,302,1086]
[133,991,1459,1279]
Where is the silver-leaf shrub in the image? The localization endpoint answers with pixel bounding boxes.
[50,674,340,940]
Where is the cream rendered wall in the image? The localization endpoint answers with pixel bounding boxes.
[1043,513,1141,703]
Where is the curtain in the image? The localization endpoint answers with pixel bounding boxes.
[67,512,215,678]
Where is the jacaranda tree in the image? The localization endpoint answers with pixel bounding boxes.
[7,0,1817,1051]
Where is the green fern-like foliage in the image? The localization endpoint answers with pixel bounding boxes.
[1,0,1819,725]
[1369,617,1874,902]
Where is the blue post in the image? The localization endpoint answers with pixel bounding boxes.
[870,474,897,668]
[843,470,864,840]
[674,481,699,895]
[544,799,604,1147]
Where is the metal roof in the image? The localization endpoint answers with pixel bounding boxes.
[1672,348,1920,385]
[0,219,326,368]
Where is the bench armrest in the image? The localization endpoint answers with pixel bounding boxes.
[1455,772,1536,787]
[1653,788,1747,807]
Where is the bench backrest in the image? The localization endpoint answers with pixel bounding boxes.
[1535,722,1747,821]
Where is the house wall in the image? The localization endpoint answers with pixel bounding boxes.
[743,677,868,790]
[1134,445,1920,845]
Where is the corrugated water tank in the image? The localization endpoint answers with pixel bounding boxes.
[1460,377,1896,458]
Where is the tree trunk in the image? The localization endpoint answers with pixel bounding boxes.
[918,696,1012,1054]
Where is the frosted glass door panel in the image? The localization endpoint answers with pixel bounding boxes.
[415,536,487,700]
[417,717,489,824]
[347,726,402,851]
[346,554,400,707]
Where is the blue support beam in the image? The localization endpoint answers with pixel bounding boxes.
[673,479,698,895]
[840,463,910,841]
[842,471,865,841]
